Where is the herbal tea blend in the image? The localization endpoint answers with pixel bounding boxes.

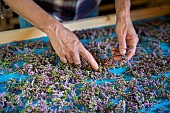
[0,16,170,112]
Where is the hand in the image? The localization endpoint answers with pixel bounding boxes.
[3,0,99,70]
[48,25,99,70]
[111,17,139,65]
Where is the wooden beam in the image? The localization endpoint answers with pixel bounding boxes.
[99,0,148,12]
[0,5,170,44]
[99,3,114,12]
[132,0,148,6]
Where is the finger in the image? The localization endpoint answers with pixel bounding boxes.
[72,52,81,65]
[111,50,122,56]
[65,53,74,63]
[120,60,124,66]
[120,60,127,65]
[127,46,136,60]
[117,28,127,55]
[50,40,68,63]
[113,55,122,61]
[118,37,127,55]
[53,49,68,63]
[126,36,138,60]
[80,46,99,71]
[111,48,120,55]
[60,56,67,63]
[111,48,119,51]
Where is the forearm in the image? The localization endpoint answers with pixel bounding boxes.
[3,0,63,34]
[115,0,131,19]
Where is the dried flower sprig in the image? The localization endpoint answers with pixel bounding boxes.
[0,16,170,112]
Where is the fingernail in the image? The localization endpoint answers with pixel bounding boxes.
[120,50,126,55]
[94,64,99,71]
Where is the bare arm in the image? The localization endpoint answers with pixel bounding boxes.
[112,0,139,64]
[115,0,131,19]
[3,0,99,70]
[3,0,62,33]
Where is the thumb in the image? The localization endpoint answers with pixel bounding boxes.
[117,26,127,55]
[118,36,127,55]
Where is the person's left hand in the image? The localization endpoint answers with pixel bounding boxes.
[111,17,139,65]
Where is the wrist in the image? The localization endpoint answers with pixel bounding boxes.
[116,10,130,20]
[42,18,64,37]
[115,0,131,19]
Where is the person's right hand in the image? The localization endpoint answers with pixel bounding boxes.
[47,25,99,71]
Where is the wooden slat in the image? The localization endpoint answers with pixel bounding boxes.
[66,5,170,31]
[0,19,8,31]
[0,5,170,44]
[132,0,148,5]
[9,17,19,25]
[99,3,114,11]
[99,0,148,11]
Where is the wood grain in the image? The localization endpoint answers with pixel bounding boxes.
[99,0,148,11]
[0,5,170,44]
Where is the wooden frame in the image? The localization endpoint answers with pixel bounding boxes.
[0,5,170,44]
[99,0,149,12]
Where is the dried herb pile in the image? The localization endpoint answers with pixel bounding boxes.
[0,17,170,112]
